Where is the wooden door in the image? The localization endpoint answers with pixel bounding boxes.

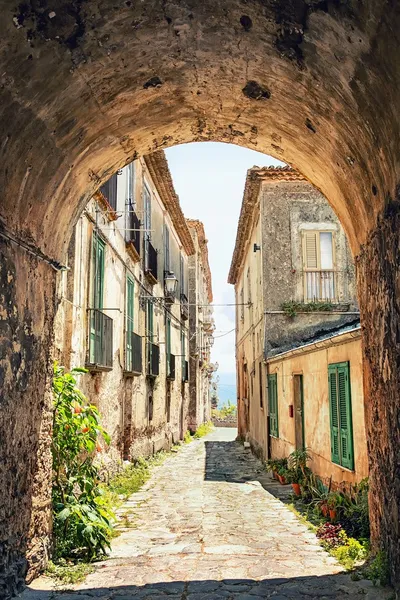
[293,374,304,450]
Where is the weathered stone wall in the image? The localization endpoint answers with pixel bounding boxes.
[261,180,358,358]
[0,240,55,597]
[357,202,400,590]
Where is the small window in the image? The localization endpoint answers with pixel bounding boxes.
[268,373,278,437]
[328,362,354,470]
[302,231,335,301]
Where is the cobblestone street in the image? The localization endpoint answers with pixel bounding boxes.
[23,429,392,599]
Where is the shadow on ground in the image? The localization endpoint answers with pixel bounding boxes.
[21,573,392,599]
[204,439,292,502]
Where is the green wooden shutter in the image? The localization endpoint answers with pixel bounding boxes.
[328,362,354,470]
[268,374,278,438]
[126,276,134,371]
[90,234,105,363]
[328,365,340,465]
[338,363,354,470]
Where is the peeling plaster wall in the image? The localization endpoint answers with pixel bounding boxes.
[260,180,358,357]
[268,334,368,487]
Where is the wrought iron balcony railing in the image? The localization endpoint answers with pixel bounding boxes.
[147,342,160,377]
[126,331,142,375]
[88,309,113,370]
[305,270,336,302]
[145,240,158,283]
[180,293,189,321]
[167,354,176,380]
[126,202,141,259]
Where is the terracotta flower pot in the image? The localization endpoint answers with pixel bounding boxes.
[278,474,287,485]
[329,509,337,522]
[321,503,329,517]
[273,470,279,481]
[292,483,301,496]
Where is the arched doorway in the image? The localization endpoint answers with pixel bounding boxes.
[1,1,400,594]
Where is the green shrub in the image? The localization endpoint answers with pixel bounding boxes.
[183,430,193,443]
[331,537,369,570]
[363,550,390,586]
[52,363,113,561]
[193,421,214,439]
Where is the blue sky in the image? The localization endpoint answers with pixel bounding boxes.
[166,142,283,380]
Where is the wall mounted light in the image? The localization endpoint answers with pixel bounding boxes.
[253,243,261,252]
[164,271,178,297]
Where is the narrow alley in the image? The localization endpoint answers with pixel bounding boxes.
[24,430,391,600]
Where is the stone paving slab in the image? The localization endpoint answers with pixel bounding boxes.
[21,428,393,599]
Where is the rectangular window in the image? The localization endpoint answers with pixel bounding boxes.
[268,373,278,437]
[164,224,170,273]
[126,163,135,204]
[328,362,354,470]
[125,276,134,372]
[180,254,185,297]
[100,173,118,211]
[302,230,335,301]
[92,233,105,310]
[143,183,151,241]
[89,234,112,367]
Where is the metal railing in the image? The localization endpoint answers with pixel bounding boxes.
[88,309,113,369]
[147,342,160,377]
[180,293,189,321]
[183,360,189,382]
[145,240,158,282]
[167,354,176,380]
[100,174,118,211]
[126,331,142,374]
[126,202,141,257]
[305,270,336,301]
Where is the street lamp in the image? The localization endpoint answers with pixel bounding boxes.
[164,271,178,299]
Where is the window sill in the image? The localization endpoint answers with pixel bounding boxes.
[86,363,113,373]
[332,462,355,474]
[123,369,142,378]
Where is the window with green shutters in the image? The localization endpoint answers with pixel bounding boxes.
[126,276,134,371]
[268,373,279,438]
[328,362,354,470]
[89,234,105,363]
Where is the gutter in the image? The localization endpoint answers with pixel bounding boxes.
[265,326,361,363]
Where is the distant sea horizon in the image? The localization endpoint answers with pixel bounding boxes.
[216,372,237,408]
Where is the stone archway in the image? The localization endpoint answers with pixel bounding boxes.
[1,1,400,596]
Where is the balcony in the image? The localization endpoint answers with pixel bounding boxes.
[182,360,189,382]
[147,342,160,377]
[145,240,158,284]
[167,354,176,380]
[305,270,336,302]
[180,293,189,321]
[125,331,142,375]
[87,309,113,370]
[126,203,141,262]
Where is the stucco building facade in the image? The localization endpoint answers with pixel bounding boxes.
[187,220,215,430]
[55,151,214,473]
[229,167,365,486]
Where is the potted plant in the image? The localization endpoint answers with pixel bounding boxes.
[288,448,312,496]
[327,491,343,522]
[266,458,279,480]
